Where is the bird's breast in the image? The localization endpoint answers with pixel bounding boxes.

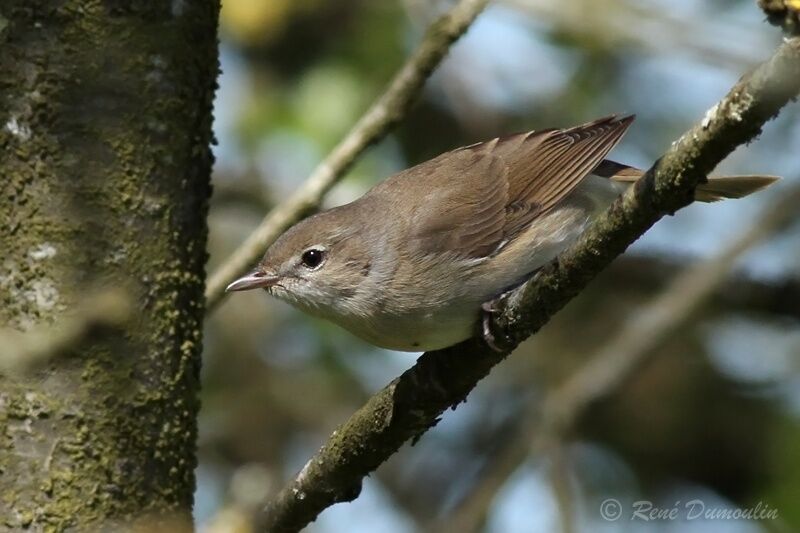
[335,303,478,352]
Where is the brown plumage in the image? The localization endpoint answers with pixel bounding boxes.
[377,114,635,259]
[226,115,779,351]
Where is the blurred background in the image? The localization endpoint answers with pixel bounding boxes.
[199,0,800,531]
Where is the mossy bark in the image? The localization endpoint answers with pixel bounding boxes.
[0,2,219,530]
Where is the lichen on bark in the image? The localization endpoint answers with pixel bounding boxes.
[0,1,219,530]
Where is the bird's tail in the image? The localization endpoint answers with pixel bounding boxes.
[595,160,780,202]
[686,175,780,202]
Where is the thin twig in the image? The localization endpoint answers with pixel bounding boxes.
[257,37,800,533]
[441,184,800,532]
[0,289,131,372]
[204,0,491,311]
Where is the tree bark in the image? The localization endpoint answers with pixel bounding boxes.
[0,2,219,530]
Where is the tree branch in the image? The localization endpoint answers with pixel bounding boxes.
[440,182,800,533]
[494,39,800,348]
[538,188,800,435]
[257,37,800,533]
[204,0,490,311]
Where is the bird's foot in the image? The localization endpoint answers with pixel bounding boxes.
[480,296,510,353]
[480,269,544,353]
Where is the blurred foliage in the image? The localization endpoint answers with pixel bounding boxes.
[202,0,800,531]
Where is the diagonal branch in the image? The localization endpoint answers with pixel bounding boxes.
[204,0,490,311]
[440,182,800,533]
[493,38,800,347]
[536,189,800,425]
[257,37,800,533]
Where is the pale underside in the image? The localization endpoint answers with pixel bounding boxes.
[261,113,773,351]
[335,175,625,351]
[318,116,637,351]
[255,113,772,351]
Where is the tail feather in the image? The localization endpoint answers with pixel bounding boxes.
[594,159,780,203]
[691,175,780,202]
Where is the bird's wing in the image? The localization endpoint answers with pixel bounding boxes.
[405,149,511,259]
[400,115,634,259]
[492,114,634,239]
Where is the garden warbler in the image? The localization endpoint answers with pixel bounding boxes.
[226,115,777,351]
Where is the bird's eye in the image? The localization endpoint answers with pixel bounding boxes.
[300,248,326,269]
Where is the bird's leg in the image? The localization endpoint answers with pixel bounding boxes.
[480,289,516,353]
[481,300,503,352]
[480,267,546,352]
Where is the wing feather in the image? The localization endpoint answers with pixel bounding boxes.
[499,115,634,241]
[398,115,635,260]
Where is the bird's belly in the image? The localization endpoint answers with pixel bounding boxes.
[337,305,478,352]
[322,180,620,352]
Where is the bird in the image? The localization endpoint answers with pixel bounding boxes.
[225,115,778,352]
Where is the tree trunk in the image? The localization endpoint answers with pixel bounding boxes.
[0,2,219,530]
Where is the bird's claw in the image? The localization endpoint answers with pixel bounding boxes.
[481,299,505,353]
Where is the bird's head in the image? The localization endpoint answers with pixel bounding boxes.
[225,208,374,318]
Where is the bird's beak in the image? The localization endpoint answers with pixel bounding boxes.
[225,269,280,292]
